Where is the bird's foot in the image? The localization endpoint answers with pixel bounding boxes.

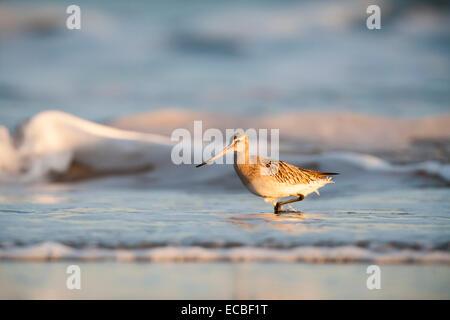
[274,205,302,214]
[274,203,282,214]
[274,195,304,214]
[275,208,302,215]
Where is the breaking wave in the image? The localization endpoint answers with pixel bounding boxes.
[0,110,173,183]
[0,110,449,184]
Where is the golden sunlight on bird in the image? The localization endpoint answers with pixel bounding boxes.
[196,133,338,214]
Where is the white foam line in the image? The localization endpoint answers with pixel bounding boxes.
[1,242,449,264]
[299,152,450,182]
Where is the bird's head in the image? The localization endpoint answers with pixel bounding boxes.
[230,133,248,152]
[196,133,248,167]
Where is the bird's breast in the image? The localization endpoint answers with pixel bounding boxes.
[233,163,263,196]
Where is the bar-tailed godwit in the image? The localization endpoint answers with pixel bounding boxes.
[196,133,338,214]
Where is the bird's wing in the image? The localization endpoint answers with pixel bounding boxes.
[258,157,331,185]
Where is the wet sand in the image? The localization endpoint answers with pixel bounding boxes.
[1,262,449,299]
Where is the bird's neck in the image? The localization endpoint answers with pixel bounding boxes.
[234,144,249,165]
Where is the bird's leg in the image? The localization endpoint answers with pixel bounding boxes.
[274,194,305,214]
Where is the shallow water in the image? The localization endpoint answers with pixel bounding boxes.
[0,0,449,300]
[0,169,449,263]
[2,262,449,299]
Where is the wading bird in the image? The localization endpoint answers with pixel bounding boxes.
[196,133,338,214]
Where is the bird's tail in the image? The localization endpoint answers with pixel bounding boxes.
[320,172,339,176]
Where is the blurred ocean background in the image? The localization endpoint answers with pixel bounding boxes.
[0,0,449,298]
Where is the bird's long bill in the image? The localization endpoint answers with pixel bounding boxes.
[196,142,234,167]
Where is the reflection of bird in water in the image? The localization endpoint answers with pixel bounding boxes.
[197,133,338,214]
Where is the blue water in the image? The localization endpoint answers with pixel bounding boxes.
[0,184,449,249]
[1,0,449,129]
[0,0,449,264]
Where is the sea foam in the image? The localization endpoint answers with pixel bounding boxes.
[1,242,449,264]
[1,110,449,184]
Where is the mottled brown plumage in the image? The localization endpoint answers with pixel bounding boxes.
[266,159,330,185]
